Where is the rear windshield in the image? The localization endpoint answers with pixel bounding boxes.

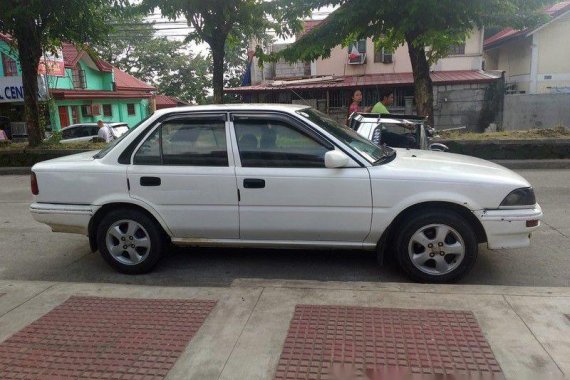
[93,117,150,159]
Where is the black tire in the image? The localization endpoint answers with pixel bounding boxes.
[395,209,478,283]
[96,208,164,274]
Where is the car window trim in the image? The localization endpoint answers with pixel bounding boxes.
[232,111,367,168]
[130,113,230,166]
[231,112,334,151]
[118,112,228,165]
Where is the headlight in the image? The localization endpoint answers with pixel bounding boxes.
[500,187,536,207]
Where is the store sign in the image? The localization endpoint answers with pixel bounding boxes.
[38,49,65,77]
[0,76,24,103]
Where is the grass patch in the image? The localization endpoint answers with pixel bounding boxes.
[439,126,570,141]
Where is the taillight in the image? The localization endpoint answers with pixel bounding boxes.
[31,172,39,195]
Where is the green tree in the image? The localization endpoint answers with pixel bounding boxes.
[94,16,212,104]
[270,0,547,125]
[141,0,302,104]
[0,0,127,146]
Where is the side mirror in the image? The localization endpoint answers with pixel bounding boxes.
[325,150,350,168]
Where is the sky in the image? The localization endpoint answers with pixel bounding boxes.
[141,6,336,51]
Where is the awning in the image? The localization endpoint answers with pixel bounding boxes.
[225,70,502,93]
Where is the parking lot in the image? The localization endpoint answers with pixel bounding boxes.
[1,170,569,287]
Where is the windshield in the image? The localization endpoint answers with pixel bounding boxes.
[93,116,151,159]
[296,108,392,164]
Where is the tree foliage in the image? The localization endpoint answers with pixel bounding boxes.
[0,0,128,146]
[268,0,548,125]
[140,0,303,104]
[94,16,211,104]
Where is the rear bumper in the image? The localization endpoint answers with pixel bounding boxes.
[476,204,543,249]
[30,203,94,235]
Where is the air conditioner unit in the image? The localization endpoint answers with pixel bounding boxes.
[348,53,366,65]
[90,104,102,116]
[381,51,393,64]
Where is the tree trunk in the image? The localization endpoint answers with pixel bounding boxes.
[210,40,225,104]
[406,35,434,127]
[14,20,44,146]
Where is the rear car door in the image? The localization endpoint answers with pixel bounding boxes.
[127,114,239,239]
[230,112,372,243]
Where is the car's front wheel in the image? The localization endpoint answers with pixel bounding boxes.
[96,209,164,274]
[395,210,478,283]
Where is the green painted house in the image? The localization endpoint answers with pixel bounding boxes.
[1,35,155,135]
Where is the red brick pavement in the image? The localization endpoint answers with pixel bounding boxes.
[275,305,504,380]
[0,296,216,380]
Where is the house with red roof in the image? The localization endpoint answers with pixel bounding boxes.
[228,22,503,131]
[154,94,188,110]
[484,1,570,94]
[0,37,156,133]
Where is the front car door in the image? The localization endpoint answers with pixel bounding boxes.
[230,112,372,244]
[127,114,239,239]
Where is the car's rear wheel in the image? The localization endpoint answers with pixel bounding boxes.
[97,209,163,274]
[395,210,478,283]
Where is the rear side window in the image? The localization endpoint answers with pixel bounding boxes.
[133,120,228,166]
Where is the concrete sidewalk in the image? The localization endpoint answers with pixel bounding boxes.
[0,279,568,379]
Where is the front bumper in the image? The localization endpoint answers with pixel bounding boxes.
[30,203,94,235]
[476,204,543,249]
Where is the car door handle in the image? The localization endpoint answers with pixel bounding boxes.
[140,176,161,187]
[243,178,265,189]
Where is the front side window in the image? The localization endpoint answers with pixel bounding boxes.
[127,104,136,116]
[234,119,330,168]
[134,120,228,166]
[296,108,387,164]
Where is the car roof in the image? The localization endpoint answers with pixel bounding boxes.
[152,103,309,117]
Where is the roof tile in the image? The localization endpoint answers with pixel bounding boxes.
[484,1,570,48]
[226,71,499,93]
[113,67,155,91]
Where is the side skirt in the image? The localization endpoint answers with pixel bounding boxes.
[171,238,377,251]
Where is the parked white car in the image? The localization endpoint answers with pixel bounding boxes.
[29,105,542,282]
[58,122,129,143]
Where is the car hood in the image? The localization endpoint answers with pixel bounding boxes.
[374,148,530,188]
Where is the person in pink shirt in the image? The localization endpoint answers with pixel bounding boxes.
[346,89,371,126]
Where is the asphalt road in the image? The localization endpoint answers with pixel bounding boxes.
[0,170,568,287]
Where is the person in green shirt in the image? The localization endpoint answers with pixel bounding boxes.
[371,89,416,147]
[371,89,394,114]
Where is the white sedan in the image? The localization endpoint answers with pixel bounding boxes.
[58,122,129,143]
[29,104,542,282]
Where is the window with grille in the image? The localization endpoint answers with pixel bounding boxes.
[374,47,393,64]
[103,104,112,117]
[348,40,367,54]
[127,104,136,116]
[449,43,466,55]
[2,53,18,76]
[72,65,87,89]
